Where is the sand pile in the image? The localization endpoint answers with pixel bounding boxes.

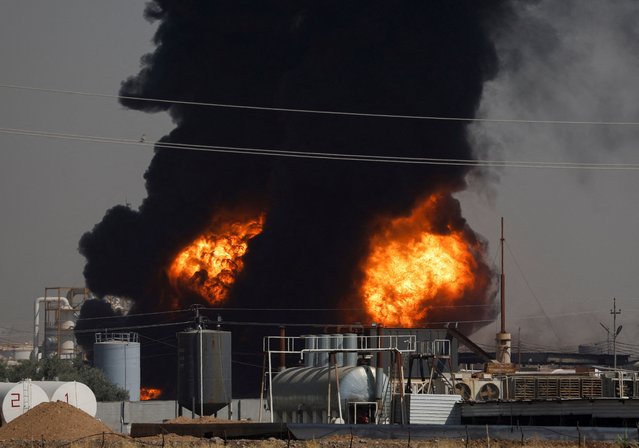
[0,401,115,441]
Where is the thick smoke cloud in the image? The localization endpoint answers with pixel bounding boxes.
[78,1,509,394]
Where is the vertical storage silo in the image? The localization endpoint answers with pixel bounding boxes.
[316,335,330,367]
[93,332,141,401]
[344,333,358,367]
[177,329,232,416]
[331,334,344,367]
[302,335,317,368]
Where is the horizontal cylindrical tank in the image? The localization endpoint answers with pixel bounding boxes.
[93,333,141,401]
[0,381,49,423]
[33,381,97,417]
[177,329,232,415]
[271,365,383,414]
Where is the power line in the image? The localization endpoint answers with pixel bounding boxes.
[75,308,191,322]
[202,304,493,312]
[2,83,639,126]
[73,320,193,334]
[2,126,639,170]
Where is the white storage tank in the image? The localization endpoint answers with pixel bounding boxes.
[33,381,97,417]
[0,381,49,423]
[93,332,141,401]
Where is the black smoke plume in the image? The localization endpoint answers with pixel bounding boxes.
[78,1,509,397]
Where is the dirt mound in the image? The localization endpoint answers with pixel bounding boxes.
[0,401,116,441]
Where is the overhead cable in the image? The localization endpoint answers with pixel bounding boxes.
[2,126,639,170]
[2,83,639,126]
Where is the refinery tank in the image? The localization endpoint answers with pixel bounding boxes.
[177,329,232,415]
[0,381,49,423]
[93,333,140,401]
[33,381,97,417]
[271,365,385,423]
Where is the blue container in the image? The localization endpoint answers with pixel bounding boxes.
[93,333,141,401]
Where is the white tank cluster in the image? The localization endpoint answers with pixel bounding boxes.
[0,380,97,423]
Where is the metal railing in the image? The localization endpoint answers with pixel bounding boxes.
[263,334,417,354]
[95,332,139,343]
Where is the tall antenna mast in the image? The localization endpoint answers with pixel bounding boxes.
[495,217,512,365]
[500,217,506,334]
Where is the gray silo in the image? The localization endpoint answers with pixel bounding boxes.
[93,333,141,401]
[177,329,232,416]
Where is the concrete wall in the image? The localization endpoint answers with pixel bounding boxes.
[97,400,179,434]
[97,399,272,434]
[217,398,271,422]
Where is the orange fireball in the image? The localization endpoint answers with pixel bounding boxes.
[361,194,480,327]
[168,213,264,305]
[140,387,162,401]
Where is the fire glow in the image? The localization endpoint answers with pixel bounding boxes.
[140,387,162,401]
[361,193,481,328]
[168,213,265,305]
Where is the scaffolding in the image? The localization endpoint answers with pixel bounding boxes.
[41,287,91,359]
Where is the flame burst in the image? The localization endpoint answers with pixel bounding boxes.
[168,213,264,305]
[140,387,162,401]
[361,194,482,327]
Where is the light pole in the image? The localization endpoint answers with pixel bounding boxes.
[610,298,622,370]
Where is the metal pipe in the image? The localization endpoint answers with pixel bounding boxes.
[397,351,406,425]
[268,350,274,423]
[279,327,286,372]
[258,353,266,422]
[334,353,343,423]
[327,355,332,422]
[375,326,385,400]
[199,325,203,417]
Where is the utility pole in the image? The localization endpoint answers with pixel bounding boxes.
[610,298,622,370]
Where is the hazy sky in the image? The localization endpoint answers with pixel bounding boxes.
[1,1,638,354]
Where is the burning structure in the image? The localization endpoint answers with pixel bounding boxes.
[77,2,510,399]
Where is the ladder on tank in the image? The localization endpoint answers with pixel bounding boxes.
[22,380,31,413]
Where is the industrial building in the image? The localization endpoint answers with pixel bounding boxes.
[16,285,639,434]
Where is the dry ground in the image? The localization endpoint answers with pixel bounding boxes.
[0,437,626,448]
